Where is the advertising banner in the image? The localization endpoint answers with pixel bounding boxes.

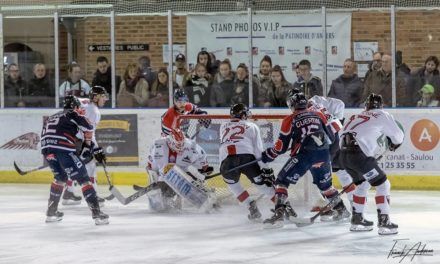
[187,13,351,87]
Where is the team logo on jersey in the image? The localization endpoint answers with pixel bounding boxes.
[410,119,439,151]
[182,155,191,163]
[0,132,40,150]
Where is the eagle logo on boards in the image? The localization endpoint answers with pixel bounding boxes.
[0,132,40,150]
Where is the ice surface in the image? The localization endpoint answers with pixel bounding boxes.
[0,184,439,264]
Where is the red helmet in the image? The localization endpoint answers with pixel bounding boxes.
[166,129,185,152]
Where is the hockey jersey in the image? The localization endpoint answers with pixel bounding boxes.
[219,119,265,167]
[161,103,204,136]
[76,98,101,146]
[147,138,208,179]
[308,95,344,133]
[41,110,93,153]
[265,109,333,160]
[342,109,404,158]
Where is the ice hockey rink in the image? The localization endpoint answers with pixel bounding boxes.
[0,184,438,264]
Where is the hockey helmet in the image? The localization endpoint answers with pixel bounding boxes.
[287,92,308,110]
[89,85,109,100]
[166,128,185,152]
[63,95,81,110]
[230,103,251,119]
[365,93,383,110]
[174,89,189,103]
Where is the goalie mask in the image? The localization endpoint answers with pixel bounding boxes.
[287,92,307,110]
[166,129,185,152]
[230,103,251,120]
[365,93,383,111]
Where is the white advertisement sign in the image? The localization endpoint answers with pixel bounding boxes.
[187,13,351,87]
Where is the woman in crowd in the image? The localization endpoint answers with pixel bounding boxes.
[185,63,211,107]
[266,65,293,107]
[117,63,149,107]
[210,59,236,107]
[148,68,178,107]
[255,55,273,107]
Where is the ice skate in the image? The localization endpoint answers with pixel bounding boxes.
[46,210,64,223]
[350,211,373,232]
[62,190,82,205]
[332,201,351,221]
[377,210,398,235]
[93,211,109,225]
[284,201,298,220]
[248,200,262,222]
[263,206,285,229]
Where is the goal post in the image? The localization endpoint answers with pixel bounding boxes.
[177,114,323,208]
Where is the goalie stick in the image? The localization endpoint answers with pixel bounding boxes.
[13,161,48,176]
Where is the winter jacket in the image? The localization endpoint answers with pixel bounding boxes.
[293,76,323,98]
[328,74,364,107]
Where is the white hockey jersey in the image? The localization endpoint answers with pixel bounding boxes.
[219,119,265,167]
[76,98,101,146]
[309,95,345,133]
[342,109,404,157]
[147,138,208,177]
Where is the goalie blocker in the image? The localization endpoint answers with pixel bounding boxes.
[161,164,217,210]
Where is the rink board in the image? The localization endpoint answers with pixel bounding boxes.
[1,108,440,190]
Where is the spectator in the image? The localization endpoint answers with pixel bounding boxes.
[328,59,364,107]
[407,56,440,106]
[361,54,406,107]
[172,53,190,89]
[185,63,210,106]
[210,59,236,107]
[59,62,90,103]
[364,51,383,81]
[138,55,157,88]
[27,63,55,107]
[148,68,178,107]
[209,52,220,75]
[293,59,323,98]
[117,63,149,107]
[4,63,27,107]
[266,65,292,107]
[417,84,439,107]
[196,50,215,77]
[92,56,121,107]
[231,63,259,107]
[255,55,273,106]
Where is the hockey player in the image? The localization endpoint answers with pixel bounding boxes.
[261,92,348,227]
[62,86,108,205]
[146,128,215,211]
[339,93,404,235]
[219,103,276,221]
[41,95,109,225]
[161,89,209,137]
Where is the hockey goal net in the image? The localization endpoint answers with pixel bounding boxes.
[178,114,323,208]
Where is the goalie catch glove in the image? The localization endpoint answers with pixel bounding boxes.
[387,137,401,151]
[261,168,275,187]
[93,147,107,163]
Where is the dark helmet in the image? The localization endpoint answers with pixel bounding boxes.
[230,103,251,119]
[89,85,108,100]
[63,95,81,109]
[286,88,301,106]
[365,93,383,110]
[287,92,308,110]
[174,89,188,102]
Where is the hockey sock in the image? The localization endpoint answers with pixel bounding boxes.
[274,186,288,209]
[352,181,370,213]
[81,182,98,205]
[66,179,76,193]
[48,181,65,209]
[375,179,391,214]
[335,170,355,203]
[90,177,98,193]
[227,182,251,206]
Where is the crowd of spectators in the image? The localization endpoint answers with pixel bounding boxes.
[4,50,440,108]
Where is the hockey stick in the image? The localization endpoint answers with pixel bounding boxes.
[110,183,158,205]
[205,157,263,180]
[13,161,48,176]
[291,184,354,227]
[100,161,115,201]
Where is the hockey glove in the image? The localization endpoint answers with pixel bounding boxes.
[93,147,107,163]
[387,137,401,152]
[198,166,214,176]
[80,142,94,162]
[261,149,276,163]
[261,168,275,187]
